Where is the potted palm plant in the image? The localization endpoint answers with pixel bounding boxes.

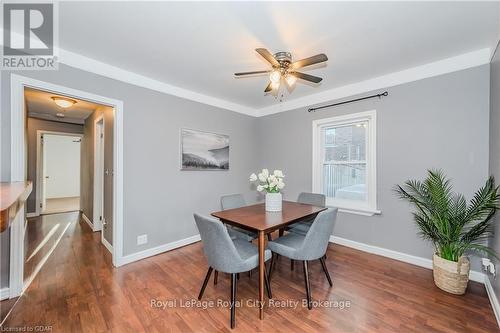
[395,170,500,295]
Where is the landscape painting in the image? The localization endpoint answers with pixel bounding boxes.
[180,129,229,170]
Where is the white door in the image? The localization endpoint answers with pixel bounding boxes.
[41,134,81,213]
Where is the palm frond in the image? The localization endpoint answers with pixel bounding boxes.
[395,170,500,262]
[465,176,500,223]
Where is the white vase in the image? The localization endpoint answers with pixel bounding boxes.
[265,192,282,212]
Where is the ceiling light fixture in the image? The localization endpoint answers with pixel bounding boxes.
[51,96,77,109]
[235,48,328,96]
[285,74,297,86]
[269,70,281,83]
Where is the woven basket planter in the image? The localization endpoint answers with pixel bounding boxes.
[432,254,470,295]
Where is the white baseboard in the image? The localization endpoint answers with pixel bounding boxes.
[81,213,94,231]
[485,276,500,328]
[329,236,485,283]
[119,234,201,266]
[26,212,38,218]
[0,287,10,301]
[102,237,113,254]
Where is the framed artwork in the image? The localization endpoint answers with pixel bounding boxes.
[180,128,229,170]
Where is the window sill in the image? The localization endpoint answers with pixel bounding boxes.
[327,206,382,216]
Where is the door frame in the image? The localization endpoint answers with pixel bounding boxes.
[93,115,113,253]
[10,74,124,298]
[35,130,84,216]
[92,115,104,232]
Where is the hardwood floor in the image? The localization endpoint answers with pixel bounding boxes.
[1,211,498,332]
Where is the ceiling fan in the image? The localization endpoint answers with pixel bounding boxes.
[235,48,328,93]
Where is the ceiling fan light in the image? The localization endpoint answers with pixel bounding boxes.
[269,70,281,83]
[51,96,77,109]
[286,74,297,86]
[271,81,280,90]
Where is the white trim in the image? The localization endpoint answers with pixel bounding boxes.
[337,207,382,216]
[10,75,125,284]
[9,211,25,298]
[81,213,94,231]
[35,130,83,216]
[329,236,485,283]
[93,115,105,232]
[0,288,10,301]
[102,237,113,254]
[9,69,26,298]
[119,234,201,266]
[59,49,255,116]
[257,48,491,117]
[312,110,378,215]
[26,212,38,218]
[485,276,500,328]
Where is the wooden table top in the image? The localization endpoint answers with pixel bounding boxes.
[211,200,327,233]
[0,181,32,232]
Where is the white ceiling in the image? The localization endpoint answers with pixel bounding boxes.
[25,87,101,124]
[57,2,499,111]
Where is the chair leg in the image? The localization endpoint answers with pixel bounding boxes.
[249,269,252,278]
[267,233,272,241]
[214,270,218,285]
[268,253,275,281]
[264,266,272,299]
[319,256,333,287]
[291,259,294,271]
[198,267,213,300]
[279,228,284,237]
[230,273,237,329]
[302,261,312,310]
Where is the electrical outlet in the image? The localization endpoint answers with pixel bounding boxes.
[482,258,496,277]
[137,234,148,245]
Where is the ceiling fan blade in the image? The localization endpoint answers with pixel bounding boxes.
[292,71,323,83]
[291,54,328,69]
[234,70,270,76]
[264,82,273,93]
[256,48,279,67]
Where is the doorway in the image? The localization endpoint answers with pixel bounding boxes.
[37,132,83,215]
[8,74,124,302]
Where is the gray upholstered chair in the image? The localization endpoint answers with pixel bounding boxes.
[268,208,338,309]
[194,213,272,329]
[287,192,326,236]
[221,194,258,242]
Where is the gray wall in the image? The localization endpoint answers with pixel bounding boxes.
[489,43,500,307]
[257,65,490,271]
[26,118,84,213]
[1,65,258,264]
[80,106,114,244]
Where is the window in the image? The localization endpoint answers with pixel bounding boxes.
[312,110,378,215]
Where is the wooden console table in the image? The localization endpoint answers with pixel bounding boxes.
[0,181,32,232]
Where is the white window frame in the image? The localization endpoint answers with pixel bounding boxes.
[312,110,380,216]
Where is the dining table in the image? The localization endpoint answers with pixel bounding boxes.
[211,200,327,320]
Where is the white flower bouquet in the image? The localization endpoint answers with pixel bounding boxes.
[249,169,285,212]
[249,169,285,193]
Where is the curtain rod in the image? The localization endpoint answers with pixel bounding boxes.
[307,91,388,112]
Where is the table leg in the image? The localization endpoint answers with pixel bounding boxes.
[258,231,265,320]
